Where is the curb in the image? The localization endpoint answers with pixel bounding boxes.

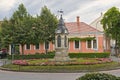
[1,66,120,73]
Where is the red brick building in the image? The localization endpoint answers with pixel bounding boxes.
[17,16,109,55]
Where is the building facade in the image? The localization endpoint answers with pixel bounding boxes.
[18,16,109,55]
[90,13,111,53]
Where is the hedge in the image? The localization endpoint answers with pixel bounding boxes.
[7,52,110,60]
[7,52,55,60]
[76,73,120,80]
[69,52,110,58]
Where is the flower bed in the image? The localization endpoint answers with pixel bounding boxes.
[12,60,28,66]
[12,58,113,66]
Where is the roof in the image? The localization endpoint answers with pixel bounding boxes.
[90,13,104,31]
[65,22,101,35]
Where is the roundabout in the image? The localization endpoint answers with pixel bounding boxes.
[1,57,120,73]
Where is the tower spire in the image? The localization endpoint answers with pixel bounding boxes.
[55,12,68,34]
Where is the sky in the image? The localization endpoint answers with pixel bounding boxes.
[0,0,120,24]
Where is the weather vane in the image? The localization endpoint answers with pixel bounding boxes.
[58,9,64,15]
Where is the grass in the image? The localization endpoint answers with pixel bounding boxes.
[25,58,99,65]
[2,59,120,72]
[76,58,99,63]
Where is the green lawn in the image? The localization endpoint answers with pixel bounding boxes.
[2,58,120,72]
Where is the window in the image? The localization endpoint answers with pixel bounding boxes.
[93,40,97,49]
[35,43,39,49]
[26,44,30,50]
[64,36,67,47]
[87,39,97,49]
[75,40,79,49]
[45,41,49,50]
[57,35,61,47]
[87,40,92,48]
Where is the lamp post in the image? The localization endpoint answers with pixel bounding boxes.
[11,43,15,61]
[11,20,15,61]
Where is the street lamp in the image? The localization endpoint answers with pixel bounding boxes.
[11,43,15,61]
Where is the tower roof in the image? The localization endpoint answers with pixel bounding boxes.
[55,15,69,34]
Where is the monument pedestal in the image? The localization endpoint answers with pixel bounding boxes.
[54,48,70,62]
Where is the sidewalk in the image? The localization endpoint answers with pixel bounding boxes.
[110,56,120,62]
[0,59,11,66]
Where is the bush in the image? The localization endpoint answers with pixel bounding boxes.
[7,52,110,60]
[7,53,55,60]
[76,73,119,80]
[69,52,110,58]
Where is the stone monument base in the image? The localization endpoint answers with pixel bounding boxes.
[54,48,70,62]
[54,56,70,62]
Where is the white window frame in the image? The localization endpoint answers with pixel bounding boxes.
[86,40,92,49]
[68,41,70,50]
[92,39,98,50]
[86,39,98,50]
[44,42,50,50]
[74,40,80,50]
[92,38,98,50]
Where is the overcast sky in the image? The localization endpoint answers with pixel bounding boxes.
[0,0,120,24]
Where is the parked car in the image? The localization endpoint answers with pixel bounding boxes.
[0,49,7,59]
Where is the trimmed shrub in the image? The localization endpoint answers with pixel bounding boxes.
[8,53,55,60]
[8,52,110,60]
[76,73,119,80]
[69,52,110,58]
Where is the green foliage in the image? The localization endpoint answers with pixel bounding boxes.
[7,52,110,60]
[101,7,120,55]
[0,4,31,54]
[2,62,119,72]
[0,4,58,54]
[7,52,55,60]
[0,18,12,48]
[39,6,58,42]
[69,53,110,58]
[76,73,119,80]
[69,37,95,41]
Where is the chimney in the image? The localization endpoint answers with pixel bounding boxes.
[76,16,80,26]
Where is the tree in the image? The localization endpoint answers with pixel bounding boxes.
[1,4,58,55]
[101,7,120,55]
[0,18,13,49]
[1,4,32,54]
[38,6,58,53]
[27,17,43,44]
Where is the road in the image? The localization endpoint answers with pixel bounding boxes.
[0,69,120,80]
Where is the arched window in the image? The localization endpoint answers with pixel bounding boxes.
[64,36,67,47]
[57,35,61,47]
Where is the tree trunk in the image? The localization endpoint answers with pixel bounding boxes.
[115,32,119,56]
[21,44,24,55]
[115,39,118,56]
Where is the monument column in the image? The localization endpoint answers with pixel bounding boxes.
[54,15,69,61]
